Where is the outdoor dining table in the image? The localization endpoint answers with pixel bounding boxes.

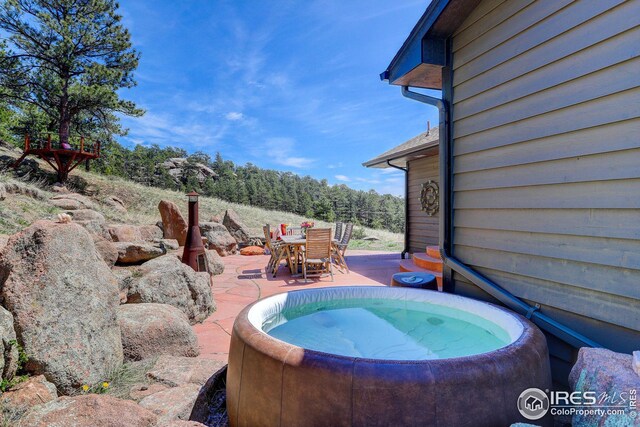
[279,234,306,277]
[280,234,340,277]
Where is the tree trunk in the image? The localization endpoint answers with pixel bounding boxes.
[59,77,70,147]
[59,118,70,147]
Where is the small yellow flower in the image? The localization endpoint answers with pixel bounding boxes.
[82,385,89,392]
[102,382,109,389]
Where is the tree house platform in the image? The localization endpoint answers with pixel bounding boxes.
[12,135,101,183]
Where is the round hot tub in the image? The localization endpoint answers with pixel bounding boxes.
[227,286,552,427]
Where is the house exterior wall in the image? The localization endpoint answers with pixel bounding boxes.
[407,154,439,253]
[449,0,640,381]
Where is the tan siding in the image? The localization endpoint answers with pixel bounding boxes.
[453,1,640,103]
[454,27,640,120]
[407,155,439,253]
[451,0,640,350]
[454,0,574,70]
[454,119,640,173]
[455,57,640,137]
[454,147,640,191]
[452,0,509,38]
[452,0,532,51]
[453,88,640,155]
[455,208,640,240]
[455,179,640,209]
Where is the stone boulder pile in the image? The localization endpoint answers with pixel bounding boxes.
[156,200,261,260]
[126,255,215,324]
[0,194,224,424]
[199,222,237,257]
[0,221,124,395]
[118,304,199,362]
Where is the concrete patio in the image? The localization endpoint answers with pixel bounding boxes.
[194,250,401,361]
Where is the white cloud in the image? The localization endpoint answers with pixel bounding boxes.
[225,111,244,121]
[380,168,404,175]
[385,177,404,184]
[121,111,228,149]
[279,157,315,168]
[355,177,381,184]
[335,175,350,182]
[260,137,315,169]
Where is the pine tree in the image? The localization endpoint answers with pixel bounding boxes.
[0,0,142,144]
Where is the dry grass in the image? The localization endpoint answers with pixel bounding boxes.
[0,144,403,251]
[81,172,403,251]
[0,175,61,235]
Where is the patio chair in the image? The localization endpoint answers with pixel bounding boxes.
[334,222,343,242]
[302,228,333,281]
[263,225,288,277]
[333,222,353,273]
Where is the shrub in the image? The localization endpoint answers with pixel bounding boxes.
[352,227,366,240]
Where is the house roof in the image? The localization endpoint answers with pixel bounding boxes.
[363,127,439,169]
[380,0,480,89]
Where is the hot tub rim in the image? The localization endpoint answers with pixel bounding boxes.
[233,285,541,365]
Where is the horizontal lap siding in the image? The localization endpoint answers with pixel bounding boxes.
[451,0,640,357]
[407,155,439,253]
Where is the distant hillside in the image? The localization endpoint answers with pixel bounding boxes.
[0,143,403,252]
[89,140,405,233]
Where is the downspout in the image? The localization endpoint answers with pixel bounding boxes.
[386,159,409,259]
[400,85,601,349]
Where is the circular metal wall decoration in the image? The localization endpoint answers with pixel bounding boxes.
[420,180,439,216]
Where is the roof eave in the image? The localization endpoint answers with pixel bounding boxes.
[362,142,439,168]
[381,0,480,89]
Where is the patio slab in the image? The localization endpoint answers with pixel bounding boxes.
[195,250,401,361]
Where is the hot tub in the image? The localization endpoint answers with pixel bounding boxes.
[227,286,552,427]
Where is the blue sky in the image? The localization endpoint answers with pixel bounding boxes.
[117,0,439,196]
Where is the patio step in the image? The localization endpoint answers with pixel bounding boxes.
[426,246,441,259]
[412,253,443,272]
[399,260,443,289]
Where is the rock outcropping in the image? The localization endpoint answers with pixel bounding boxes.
[114,242,166,264]
[159,158,217,186]
[49,193,95,210]
[199,222,236,257]
[158,201,188,246]
[19,394,158,427]
[0,306,18,381]
[222,209,250,244]
[1,375,57,420]
[569,347,639,427]
[108,225,163,243]
[126,255,215,324]
[0,221,123,394]
[118,303,199,362]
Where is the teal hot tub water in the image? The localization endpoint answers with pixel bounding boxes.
[262,298,511,360]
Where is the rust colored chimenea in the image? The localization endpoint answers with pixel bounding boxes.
[182,191,208,272]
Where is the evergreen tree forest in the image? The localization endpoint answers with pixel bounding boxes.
[91,140,406,233]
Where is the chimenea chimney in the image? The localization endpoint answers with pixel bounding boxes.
[182,191,208,272]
